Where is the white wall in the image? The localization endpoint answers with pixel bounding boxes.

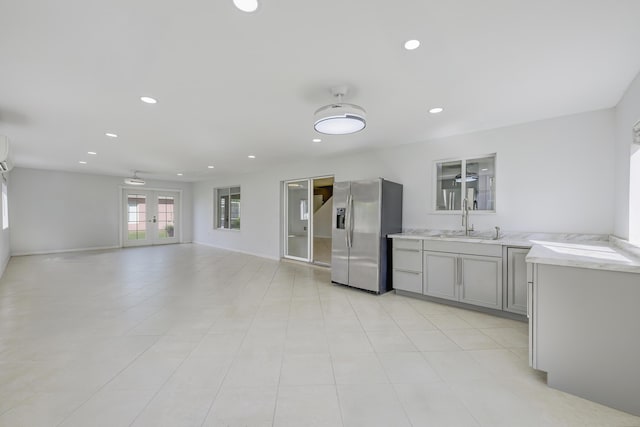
[314,196,333,238]
[613,70,640,242]
[193,109,615,259]
[9,168,193,255]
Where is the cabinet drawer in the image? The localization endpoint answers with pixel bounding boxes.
[423,240,502,257]
[393,238,422,251]
[393,249,422,271]
[393,270,423,293]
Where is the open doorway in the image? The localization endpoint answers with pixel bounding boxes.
[283,176,334,265]
[311,177,334,265]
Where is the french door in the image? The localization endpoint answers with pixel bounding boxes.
[123,189,180,247]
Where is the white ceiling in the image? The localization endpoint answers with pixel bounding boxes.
[1,1,640,181]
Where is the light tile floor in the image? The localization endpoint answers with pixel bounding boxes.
[0,244,638,427]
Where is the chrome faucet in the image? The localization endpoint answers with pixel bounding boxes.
[462,198,474,236]
[494,226,501,240]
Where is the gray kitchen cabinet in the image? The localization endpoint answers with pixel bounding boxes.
[505,247,529,315]
[422,241,503,309]
[423,251,458,300]
[526,262,640,416]
[392,239,423,293]
[392,238,515,314]
[459,254,502,309]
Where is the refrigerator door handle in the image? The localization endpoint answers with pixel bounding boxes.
[344,199,349,248]
[349,194,354,248]
[345,194,352,248]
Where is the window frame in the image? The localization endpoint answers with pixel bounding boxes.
[432,153,497,214]
[214,186,241,231]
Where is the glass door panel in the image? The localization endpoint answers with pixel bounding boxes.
[127,194,148,243]
[156,192,179,244]
[285,180,310,260]
[157,196,175,239]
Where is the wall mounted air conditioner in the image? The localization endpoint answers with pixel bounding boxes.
[0,135,13,172]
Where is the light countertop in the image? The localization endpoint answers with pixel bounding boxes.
[388,230,608,247]
[388,230,640,274]
[525,240,640,274]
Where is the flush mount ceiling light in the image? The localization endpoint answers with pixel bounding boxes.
[124,171,145,186]
[233,0,258,12]
[314,86,366,135]
[455,172,478,183]
[140,96,157,104]
[404,39,420,50]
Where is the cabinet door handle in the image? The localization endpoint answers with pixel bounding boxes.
[395,248,420,253]
[395,269,421,275]
[457,257,462,285]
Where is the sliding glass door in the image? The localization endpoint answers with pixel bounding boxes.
[283,176,334,265]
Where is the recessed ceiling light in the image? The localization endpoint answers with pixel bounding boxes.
[404,39,420,50]
[177,173,183,176]
[233,0,258,12]
[481,168,488,171]
[208,165,215,169]
[78,161,87,164]
[140,96,157,104]
[105,133,118,138]
[312,138,322,143]
[248,155,256,159]
[429,107,444,114]
[88,151,97,155]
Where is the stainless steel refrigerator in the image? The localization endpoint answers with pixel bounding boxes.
[331,178,403,294]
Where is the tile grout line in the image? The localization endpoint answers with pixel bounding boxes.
[373,300,420,427]
[270,263,295,427]
[53,333,163,427]
[199,257,280,427]
[318,284,346,427]
[59,250,254,427]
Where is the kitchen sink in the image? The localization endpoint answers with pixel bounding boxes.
[437,232,500,240]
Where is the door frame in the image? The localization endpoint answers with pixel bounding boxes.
[281,175,334,264]
[119,186,183,248]
[283,179,312,262]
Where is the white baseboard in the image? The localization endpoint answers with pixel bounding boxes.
[11,245,121,257]
[192,241,280,261]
